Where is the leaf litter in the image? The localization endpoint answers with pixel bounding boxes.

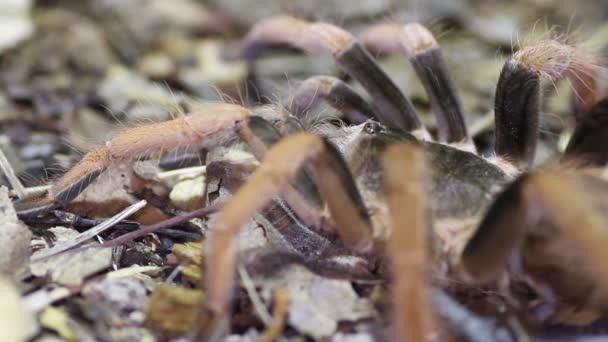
[1,0,608,341]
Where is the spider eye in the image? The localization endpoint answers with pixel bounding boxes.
[363,121,383,135]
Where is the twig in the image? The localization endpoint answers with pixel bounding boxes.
[31,200,147,261]
[99,201,223,248]
[238,263,273,325]
[9,184,51,199]
[21,211,200,240]
[261,288,289,342]
[0,146,26,199]
[22,287,76,314]
[157,165,206,181]
[430,287,516,342]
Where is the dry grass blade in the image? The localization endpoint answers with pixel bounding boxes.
[9,185,51,199]
[31,200,147,261]
[238,264,273,325]
[261,288,289,342]
[0,146,26,199]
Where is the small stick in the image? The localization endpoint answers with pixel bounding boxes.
[22,210,200,240]
[238,264,273,325]
[0,146,26,199]
[31,200,147,261]
[9,184,51,199]
[261,288,289,342]
[100,201,223,248]
[430,288,517,342]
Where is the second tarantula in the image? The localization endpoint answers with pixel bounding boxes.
[33,15,608,339]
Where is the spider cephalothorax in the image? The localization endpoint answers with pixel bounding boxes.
[22,15,608,340]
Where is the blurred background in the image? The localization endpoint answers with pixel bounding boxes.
[1,0,608,187]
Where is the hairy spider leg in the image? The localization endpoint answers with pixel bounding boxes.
[241,16,425,135]
[204,132,374,314]
[288,75,376,124]
[382,143,435,341]
[361,23,470,145]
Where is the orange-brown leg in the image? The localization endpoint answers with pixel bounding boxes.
[563,97,608,167]
[462,171,608,292]
[49,104,298,204]
[382,143,434,341]
[49,104,253,202]
[205,132,374,314]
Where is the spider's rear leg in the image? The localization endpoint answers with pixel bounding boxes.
[382,143,435,341]
[241,16,426,135]
[288,75,376,124]
[361,23,470,145]
[461,171,608,321]
[563,97,608,167]
[205,132,374,314]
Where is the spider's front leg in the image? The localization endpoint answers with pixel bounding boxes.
[288,75,376,124]
[241,16,427,137]
[361,23,470,145]
[204,132,375,314]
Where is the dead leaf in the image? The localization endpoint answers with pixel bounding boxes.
[40,306,77,341]
[145,284,204,333]
[0,0,32,52]
[0,276,38,341]
[170,174,207,211]
[256,264,376,339]
[0,186,31,276]
[31,227,112,286]
[172,241,203,283]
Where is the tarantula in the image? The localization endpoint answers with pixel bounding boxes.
[26,15,608,339]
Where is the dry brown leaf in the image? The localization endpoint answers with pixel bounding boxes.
[145,284,205,333]
[40,306,77,341]
[256,264,376,339]
[172,241,204,284]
